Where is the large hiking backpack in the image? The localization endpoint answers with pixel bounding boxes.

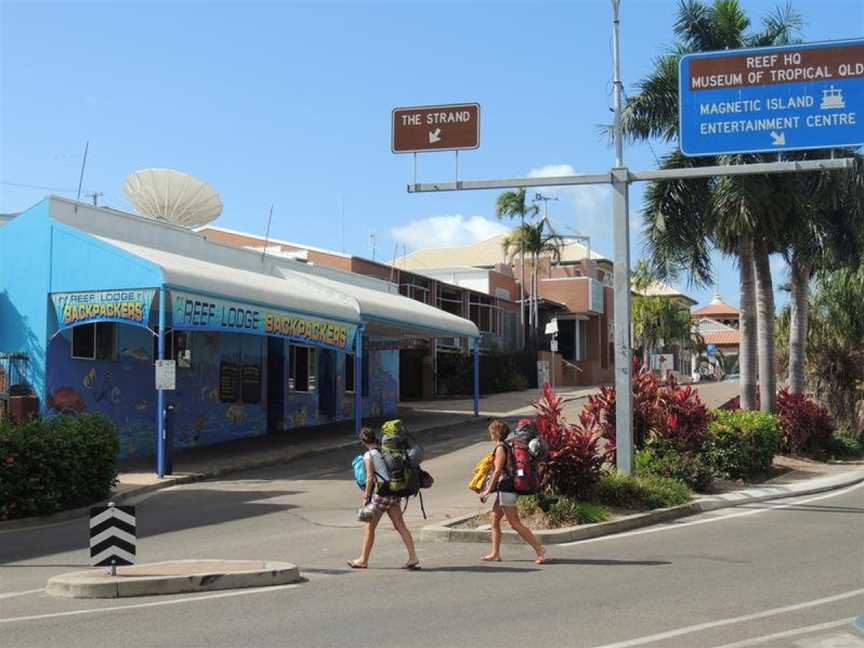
[514,419,550,461]
[507,437,538,495]
[378,420,420,497]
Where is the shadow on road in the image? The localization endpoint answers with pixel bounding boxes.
[0,488,301,565]
[543,558,671,567]
[421,565,542,574]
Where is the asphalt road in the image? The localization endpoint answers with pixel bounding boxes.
[3,382,862,648]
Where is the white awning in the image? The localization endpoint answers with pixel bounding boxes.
[96,237,361,325]
[276,266,479,339]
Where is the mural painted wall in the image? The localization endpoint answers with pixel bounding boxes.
[45,326,400,459]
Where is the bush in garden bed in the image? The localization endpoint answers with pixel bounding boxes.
[584,360,709,464]
[534,384,604,497]
[588,471,690,510]
[516,495,609,528]
[826,432,864,459]
[776,387,835,454]
[635,440,715,492]
[0,413,119,521]
[703,410,781,479]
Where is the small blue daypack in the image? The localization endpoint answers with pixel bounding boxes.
[352,454,367,490]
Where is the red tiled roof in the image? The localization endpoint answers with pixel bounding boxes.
[693,303,740,317]
[701,330,740,346]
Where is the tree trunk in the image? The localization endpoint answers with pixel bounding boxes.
[788,254,810,395]
[739,236,758,410]
[753,239,777,412]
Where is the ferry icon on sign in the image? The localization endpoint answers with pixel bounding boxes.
[820,86,845,110]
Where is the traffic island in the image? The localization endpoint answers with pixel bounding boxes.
[46,559,301,599]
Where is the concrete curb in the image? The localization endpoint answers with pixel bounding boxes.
[421,468,864,545]
[46,560,301,599]
[0,415,481,533]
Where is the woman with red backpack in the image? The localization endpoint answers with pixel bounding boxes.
[478,420,546,564]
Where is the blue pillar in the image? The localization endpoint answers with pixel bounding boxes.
[156,287,166,478]
[354,325,364,436]
[473,337,480,417]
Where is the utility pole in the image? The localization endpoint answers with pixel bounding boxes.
[611,0,634,475]
[369,231,377,262]
[86,191,103,207]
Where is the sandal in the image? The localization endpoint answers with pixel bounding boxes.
[481,555,501,562]
[402,562,421,571]
[347,560,367,569]
[535,554,547,565]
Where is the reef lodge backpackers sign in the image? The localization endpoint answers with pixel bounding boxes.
[170,290,357,352]
[679,39,864,156]
[52,289,155,329]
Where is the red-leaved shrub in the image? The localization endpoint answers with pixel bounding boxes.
[584,359,662,462]
[657,375,709,452]
[534,383,604,497]
[584,359,709,463]
[776,387,835,453]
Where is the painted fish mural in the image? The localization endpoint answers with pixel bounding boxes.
[48,387,87,414]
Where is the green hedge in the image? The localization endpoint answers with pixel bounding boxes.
[0,414,119,520]
[703,410,781,479]
[635,440,715,493]
[589,471,690,510]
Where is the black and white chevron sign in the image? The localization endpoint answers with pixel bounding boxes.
[89,504,136,567]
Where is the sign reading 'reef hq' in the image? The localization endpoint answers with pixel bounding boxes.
[679,39,864,156]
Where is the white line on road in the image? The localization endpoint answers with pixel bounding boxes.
[0,584,300,625]
[710,617,858,648]
[589,590,864,648]
[563,480,864,547]
[0,589,44,600]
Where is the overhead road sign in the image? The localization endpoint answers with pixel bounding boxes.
[679,39,864,156]
[392,103,480,153]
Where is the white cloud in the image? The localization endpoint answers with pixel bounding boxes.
[389,214,510,251]
[527,163,613,254]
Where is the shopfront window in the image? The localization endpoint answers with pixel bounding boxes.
[72,323,117,361]
[290,345,317,392]
[345,353,355,393]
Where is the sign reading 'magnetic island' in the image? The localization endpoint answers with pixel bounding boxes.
[392,103,480,153]
[679,39,864,156]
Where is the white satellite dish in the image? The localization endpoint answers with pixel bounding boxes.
[123,168,223,228]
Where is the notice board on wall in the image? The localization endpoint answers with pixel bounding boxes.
[219,362,240,403]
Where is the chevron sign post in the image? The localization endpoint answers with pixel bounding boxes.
[89,503,136,574]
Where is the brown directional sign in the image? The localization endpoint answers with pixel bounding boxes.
[392,103,480,153]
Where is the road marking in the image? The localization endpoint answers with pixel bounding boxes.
[0,588,44,600]
[563,480,864,547]
[0,584,300,624]
[711,618,857,647]
[589,589,864,648]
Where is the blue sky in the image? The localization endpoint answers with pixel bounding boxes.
[2,0,861,309]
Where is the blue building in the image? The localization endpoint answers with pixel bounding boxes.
[0,197,479,474]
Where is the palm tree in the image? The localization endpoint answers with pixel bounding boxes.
[622,0,802,411]
[502,219,564,341]
[496,188,539,342]
[777,151,864,394]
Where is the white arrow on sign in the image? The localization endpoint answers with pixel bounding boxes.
[770,131,786,146]
[429,128,442,144]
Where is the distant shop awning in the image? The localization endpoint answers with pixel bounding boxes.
[276,266,480,340]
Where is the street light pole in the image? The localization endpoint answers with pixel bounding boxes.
[611,0,634,475]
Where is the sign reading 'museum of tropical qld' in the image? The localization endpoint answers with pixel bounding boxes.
[170,290,357,351]
[52,289,155,329]
[679,39,864,156]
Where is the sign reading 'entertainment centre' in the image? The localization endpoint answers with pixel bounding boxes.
[679,39,864,156]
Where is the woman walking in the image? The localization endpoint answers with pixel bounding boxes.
[349,426,420,570]
[478,420,546,564]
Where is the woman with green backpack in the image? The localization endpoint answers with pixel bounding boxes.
[348,426,420,570]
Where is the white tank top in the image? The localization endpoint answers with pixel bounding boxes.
[365,448,390,482]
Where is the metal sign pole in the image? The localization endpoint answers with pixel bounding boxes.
[610,0,634,474]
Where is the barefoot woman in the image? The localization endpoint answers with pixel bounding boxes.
[478,420,546,564]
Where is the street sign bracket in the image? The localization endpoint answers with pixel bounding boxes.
[406,157,854,193]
